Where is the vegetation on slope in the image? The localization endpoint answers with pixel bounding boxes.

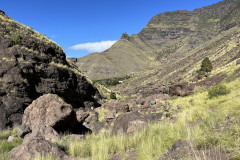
[50,77,238,160]
[2,63,240,159]
[48,60,239,160]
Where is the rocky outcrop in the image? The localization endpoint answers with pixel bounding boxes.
[0,12,99,129]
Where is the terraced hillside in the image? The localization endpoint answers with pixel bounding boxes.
[72,0,240,80]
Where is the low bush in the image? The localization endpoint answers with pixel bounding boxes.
[93,75,130,87]
[208,84,230,98]
[11,32,21,44]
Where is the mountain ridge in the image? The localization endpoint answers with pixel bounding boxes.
[71,0,240,80]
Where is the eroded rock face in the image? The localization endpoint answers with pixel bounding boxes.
[0,13,99,129]
[11,137,70,160]
[22,94,87,133]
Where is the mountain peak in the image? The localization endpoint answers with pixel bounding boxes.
[121,32,130,40]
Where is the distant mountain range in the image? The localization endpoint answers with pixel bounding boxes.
[69,0,240,81]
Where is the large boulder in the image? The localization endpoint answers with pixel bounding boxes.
[0,13,99,129]
[169,82,193,97]
[11,137,70,160]
[112,112,148,135]
[22,94,88,133]
[102,100,130,113]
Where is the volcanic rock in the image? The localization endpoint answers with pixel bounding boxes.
[17,125,30,138]
[0,13,99,129]
[11,137,70,160]
[76,109,89,123]
[23,125,61,143]
[169,82,193,97]
[112,112,148,135]
[102,100,130,113]
[22,94,86,133]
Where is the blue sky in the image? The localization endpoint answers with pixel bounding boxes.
[2,0,222,58]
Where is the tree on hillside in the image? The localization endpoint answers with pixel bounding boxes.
[197,57,213,79]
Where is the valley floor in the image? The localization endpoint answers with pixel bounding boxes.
[1,71,240,160]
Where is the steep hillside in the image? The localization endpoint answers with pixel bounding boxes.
[113,25,240,97]
[72,0,240,80]
[73,33,158,80]
[0,11,100,129]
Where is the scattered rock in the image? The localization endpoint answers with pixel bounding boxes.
[111,149,137,160]
[153,94,169,101]
[142,101,150,108]
[105,111,116,123]
[127,99,137,108]
[236,59,240,65]
[146,113,163,122]
[85,112,98,124]
[23,126,60,143]
[112,112,148,135]
[159,139,230,160]
[150,100,156,105]
[84,101,95,110]
[76,109,89,123]
[126,120,148,134]
[85,121,106,134]
[193,73,227,89]
[102,101,130,113]
[7,134,18,142]
[67,134,85,141]
[136,98,146,105]
[11,137,70,160]
[169,82,193,96]
[17,125,31,138]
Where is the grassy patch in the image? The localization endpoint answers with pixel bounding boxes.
[0,129,22,160]
[208,84,230,98]
[55,77,240,159]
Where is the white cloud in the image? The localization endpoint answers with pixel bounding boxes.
[69,40,117,52]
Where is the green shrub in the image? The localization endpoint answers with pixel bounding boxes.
[208,84,230,98]
[110,92,116,99]
[11,32,21,44]
[93,75,130,87]
[198,57,213,78]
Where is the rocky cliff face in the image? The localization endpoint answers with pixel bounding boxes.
[72,0,240,80]
[0,11,100,129]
